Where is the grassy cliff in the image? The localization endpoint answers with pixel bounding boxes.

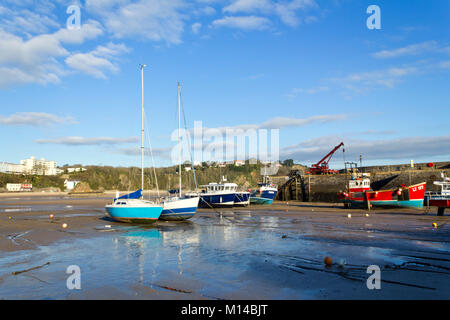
[0,163,290,192]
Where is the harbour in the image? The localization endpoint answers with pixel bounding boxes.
[0,193,449,300]
[1,0,449,305]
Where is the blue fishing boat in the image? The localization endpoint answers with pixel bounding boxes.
[105,65,163,223]
[186,178,237,208]
[250,176,278,205]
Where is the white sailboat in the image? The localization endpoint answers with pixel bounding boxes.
[159,82,200,221]
[105,65,163,223]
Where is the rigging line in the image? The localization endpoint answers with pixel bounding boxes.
[180,89,198,190]
[143,109,161,200]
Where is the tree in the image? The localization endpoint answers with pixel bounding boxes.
[282,159,294,167]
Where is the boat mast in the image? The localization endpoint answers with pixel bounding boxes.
[178,82,182,198]
[140,64,146,196]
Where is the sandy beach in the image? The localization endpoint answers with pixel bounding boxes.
[0,193,449,299]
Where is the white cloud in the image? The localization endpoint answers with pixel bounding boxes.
[286,86,328,99]
[0,7,60,36]
[193,5,217,16]
[35,136,139,146]
[333,66,419,93]
[223,0,272,13]
[191,22,202,34]
[52,20,104,44]
[281,135,450,163]
[65,42,130,78]
[86,0,187,45]
[212,16,271,30]
[373,41,439,59]
[190,114,347,137]
[260,115,346,129]
[116,146,172,159]
[222,0,318,27]
[0,20,104,87]
[0,112,76,126]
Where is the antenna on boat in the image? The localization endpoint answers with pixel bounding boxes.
[140,64,147,197]
[178,82,182,198]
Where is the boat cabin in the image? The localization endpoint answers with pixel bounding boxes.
[348,178,371,192]
[202,182,238,194]
[433,177,450,196]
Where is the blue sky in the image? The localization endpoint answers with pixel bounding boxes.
[0,0,449,168]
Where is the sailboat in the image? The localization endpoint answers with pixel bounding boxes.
[105,65,163,223]
[159,83,200,221]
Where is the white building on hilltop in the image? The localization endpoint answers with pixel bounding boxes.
[67,167,86,173]
[19,156,62,175]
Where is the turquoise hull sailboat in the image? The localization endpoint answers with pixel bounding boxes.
[105,65,163,223]
[105,189,162,223]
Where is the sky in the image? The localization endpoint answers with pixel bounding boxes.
[0,0,449,169]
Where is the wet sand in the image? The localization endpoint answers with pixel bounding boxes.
[0,194,449,299]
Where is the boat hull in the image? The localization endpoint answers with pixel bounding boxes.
[234,192,250,206]
[199,193,235,208]
[349,199,424,209]
[250,189,277,205]
[160,196,200,221]
[250,197,274,205]
[344,182,426,209]
[105,206,163,224]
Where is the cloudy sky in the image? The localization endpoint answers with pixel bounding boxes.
[0,0,449,168]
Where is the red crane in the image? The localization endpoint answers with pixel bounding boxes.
[308,142,344,175]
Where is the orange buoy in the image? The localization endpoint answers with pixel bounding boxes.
[324,256,333,266]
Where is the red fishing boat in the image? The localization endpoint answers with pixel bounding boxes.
[339,176,426,209]
[425,173,450,216]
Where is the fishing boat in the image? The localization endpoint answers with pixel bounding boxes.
[159,83,200,221]
[337,176,371,208]
[187,177,237,208]
[105,65,163,223]
[249,176,278,205]
[425,173,450,216]
[338,175,426,209]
